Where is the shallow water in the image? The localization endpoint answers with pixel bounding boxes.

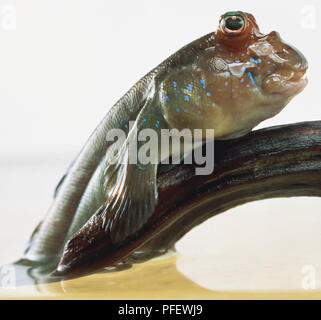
[1,253,321,299]
[2,160,321,299]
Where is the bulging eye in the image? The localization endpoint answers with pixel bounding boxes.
[225,17,243,30]
[221,14,246,34]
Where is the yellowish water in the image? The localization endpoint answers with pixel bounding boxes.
[0,254,321,300]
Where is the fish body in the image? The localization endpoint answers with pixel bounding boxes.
[22,11,308,273]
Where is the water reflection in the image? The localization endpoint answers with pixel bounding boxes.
[2,252,321,299]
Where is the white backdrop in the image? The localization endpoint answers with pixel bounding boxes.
[0,0,320,291]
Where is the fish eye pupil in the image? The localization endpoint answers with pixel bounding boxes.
[225,16,243,31]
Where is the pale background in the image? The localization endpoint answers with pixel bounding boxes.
[0,0,320,291]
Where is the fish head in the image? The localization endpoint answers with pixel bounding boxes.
[160,11,308,139]
[212,11,308,138]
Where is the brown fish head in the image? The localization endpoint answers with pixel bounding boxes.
[211,11,308,138]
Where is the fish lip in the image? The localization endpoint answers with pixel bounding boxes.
[279,76,308,95]
[264,73,308,97]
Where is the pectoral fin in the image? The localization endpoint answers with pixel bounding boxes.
[68,141,158,245]
[99,98,162,242]
[102,149,158,242]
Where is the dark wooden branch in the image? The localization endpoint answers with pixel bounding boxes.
[54,121,321,279]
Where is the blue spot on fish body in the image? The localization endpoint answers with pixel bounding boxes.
[206,92,211,96]
[173,81,177,88]
[165,96,169,101]
[176,108,180,112]
[184,95,189,101]
[200,79,206,88]
[247,71,255,85]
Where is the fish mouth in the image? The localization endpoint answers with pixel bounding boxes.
[278,75,308,96]
[263,70,308,97]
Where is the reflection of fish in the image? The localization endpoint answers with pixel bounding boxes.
[22,11,308,274]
